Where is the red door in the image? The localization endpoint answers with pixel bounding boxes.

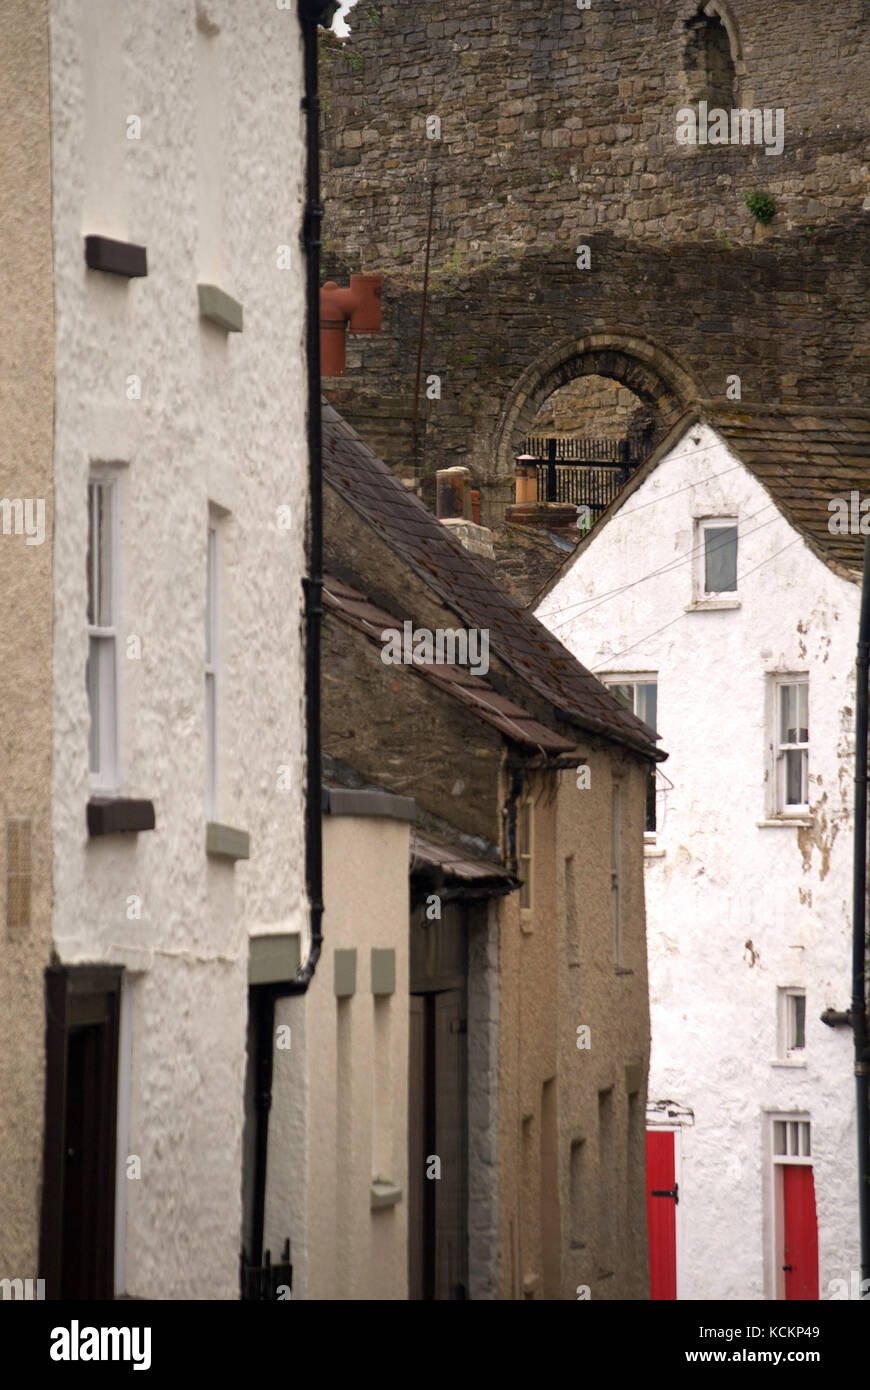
[782,1165,819,1300]
[646,1130,677,1300]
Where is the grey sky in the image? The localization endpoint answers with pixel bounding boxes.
[333,1,360,37]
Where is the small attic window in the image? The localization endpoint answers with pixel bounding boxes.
[683,7,737,109]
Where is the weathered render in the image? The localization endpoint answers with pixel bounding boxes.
[319,404,659,1297]
[537,410,865,1298]
[0,0,309,1299]
[273,802,412,1301]
[0,0,55,1286]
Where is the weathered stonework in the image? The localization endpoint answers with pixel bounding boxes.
[319,1,870,533]
[531,375,654,444]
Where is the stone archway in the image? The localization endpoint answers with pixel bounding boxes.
[492,332,699,476]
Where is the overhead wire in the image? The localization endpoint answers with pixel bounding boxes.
[590,538,803,671]
[543,504,781,631]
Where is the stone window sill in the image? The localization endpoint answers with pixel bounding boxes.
[770,1058,807,1070]
[756,818,813,829]
[206,821,250,861]
[684,598,741,612]
[644,846,666,859]
[371,1180,402,1210]
[197,283,243,332]
[87,798,155,837]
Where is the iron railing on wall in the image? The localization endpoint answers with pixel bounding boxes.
[525,435,646,464]
[240,1239,293,1300]
[524,436,648,512]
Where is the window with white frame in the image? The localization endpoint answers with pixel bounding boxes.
[518,795,532,911]
[87,478,119,789]
[772,1116,811,1160]
[695,517,738,598]
[777,987,807,1061]
[604,678,658,832]
[205,520,218,817]
[774,678,809,814]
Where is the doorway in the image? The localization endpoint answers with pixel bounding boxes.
[771,1116,818,1300]
[40,967,121,1299]
[646,1128,678,1300]
[408,899,468,1299]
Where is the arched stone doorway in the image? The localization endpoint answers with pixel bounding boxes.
[492,333,699,478]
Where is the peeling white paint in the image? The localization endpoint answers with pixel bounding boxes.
[539,420,860,1300]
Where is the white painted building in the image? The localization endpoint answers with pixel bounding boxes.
[536,406,867,1301]
[45,0,308,1298]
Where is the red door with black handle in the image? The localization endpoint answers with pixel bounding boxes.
[646,1130,677,1300]
[782,1165,819,1300]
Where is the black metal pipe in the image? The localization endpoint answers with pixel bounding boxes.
[852,534,870,1284]
[292,0,337,994]
[244,0,336,1292]
[411,176,436,457]
[250,986,276,1267]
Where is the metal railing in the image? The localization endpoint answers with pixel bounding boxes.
[524,436,647,511]
[240,1239,293,1300]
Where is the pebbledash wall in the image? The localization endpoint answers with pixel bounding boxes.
[48,0,307,1297]
[0,0,55,1284]
[497,758,651,1301]
[537,421,860,1299]
[318,0,870,507]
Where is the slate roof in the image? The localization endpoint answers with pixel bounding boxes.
[708,406,870,577]
[322,402,662,761]
[323,571,576,754]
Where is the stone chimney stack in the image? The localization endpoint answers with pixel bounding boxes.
[435,467,494,560]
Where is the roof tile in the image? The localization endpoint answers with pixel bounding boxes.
[322,403,661,759]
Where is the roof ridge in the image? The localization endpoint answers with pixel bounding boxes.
[321,403,662,759]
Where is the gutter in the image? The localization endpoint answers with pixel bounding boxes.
[852,533,870,1284]
[290,0,339,994]
[245,0,338,1280]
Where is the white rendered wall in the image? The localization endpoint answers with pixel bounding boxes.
[49,0,308,1298]
[279,814,410,1301]
[537,421,860,1300]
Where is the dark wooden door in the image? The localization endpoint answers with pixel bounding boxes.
[408,901,468,1300]
[408,995,425,1301]
[433,989,467,1300]
[40,968,120,1299]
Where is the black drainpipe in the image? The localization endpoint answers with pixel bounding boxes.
[246,0,337,1281]
[852,534,870,1285]
[293,0,338,995]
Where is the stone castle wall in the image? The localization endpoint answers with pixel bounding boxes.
[318,1,870,514]
[323,0,870,261]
